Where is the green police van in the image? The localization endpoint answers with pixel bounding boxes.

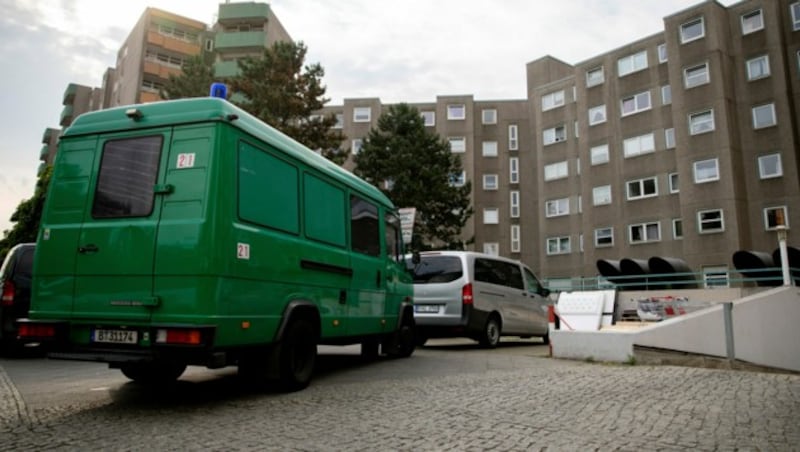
[19,90,415,391]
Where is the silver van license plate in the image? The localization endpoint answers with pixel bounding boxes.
[93,329,138,344]
[415,305,439,313]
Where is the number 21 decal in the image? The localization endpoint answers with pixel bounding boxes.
[237,243,250,260]
[176,153,196,169]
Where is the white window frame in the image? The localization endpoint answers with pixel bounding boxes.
[510,225,521,253]
[617,50,648,77]
[449,171,466,187]
[629,222,661,244]
[509,157,519,184]
[483,208,499,225]
[482,141,498,157]
[689,109,715,135]
[680,17,705,44]
[684,62,710,88]
[594,227,614,247]
[669,172,680,193]
[541,90,565,111]
[588,105,607,125]
[543,125,566,145]
[447,104,465,120]
[508,124,519,150]
[545,198,570,218]
[673,218,684,239]
[758,153,783,179]
[592,185,612,206]
[793,2,800,31]
[351,138,363,154]
[623,133,655,158]
[546,236,571,255]
[752,103,777,129]
[657,43,668,63]
[482,174,498,191]
[482,109,497,124]
[333,113,344,129]
[353,107,371,123]
[694,158,720,183]
[586,66,604,87]
[741,9,764,35]
[665,128,676,149]
[764,206,789,230]
[626,176,658,200]
[746,55,770,81]
[590,144,609,166]
[448,136,466,153]
[544,161,568,181]
[621,91,652,117]
[510,191,520,219]
[661,85,672,105]
[483,242,499,256]
[697,209,725,234]
[421,111,435,127]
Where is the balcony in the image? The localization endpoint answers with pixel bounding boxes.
[59,105,74,127]
[63,83,77,105]
[218,3,269,24]
[39,145,49,162]
[214,60,240,78]
[215,31,266,52]
[37,162,47,176]
[147,31,201,56]
[143,60,183,80]
[42,128,54,144]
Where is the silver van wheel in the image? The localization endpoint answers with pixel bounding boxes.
[480,317,501,348]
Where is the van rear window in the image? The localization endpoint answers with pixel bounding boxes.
[92,135,162,218]
[406,256,463,284]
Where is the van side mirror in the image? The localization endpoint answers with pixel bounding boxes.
[540,288,550,298]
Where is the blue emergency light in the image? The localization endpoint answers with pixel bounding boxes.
[209,83,227,99]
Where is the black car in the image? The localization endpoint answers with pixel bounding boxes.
[1,243,35,352]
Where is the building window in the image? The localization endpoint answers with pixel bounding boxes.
[673,218,684,239]
[703,266,729,288]
[510,225,521,253]
[545,198,570,218]
[684,62,710,88]
[421,111,435,126]
[618,50,648,77]
[626,177,658,200]
[680,17,705,43]
[758,153,783,179]
[765,206,789,230]
[481,109,497,124]
[588,105,606,125]
[353,107,371,122]
[629,222,661,244]
[483,174,498,190]
[449,171,465,187]
[587,66,604,87]
[351,138,363,154]
[510,191,520,218]
[694,158,719,183]
[333,113,344,129]
[746,55,770,80]
[547,236,571,255]
[623,133,655,158]
[595,227,614,247]
[542,90,565,111]
[544,161,568,181]
[792,2,800,31]
[509,157,519,183]
[590,144,609,165]
[665,128,676,149]
[621,91,652,116]
[592,185,612,206]
[448,137,466,153]
[741,9,764,35]
[689,109,715,135]
[447,104,465,120]
[752,103,777,129]
[508,124,519,150]
[483,208,499,224]
[661,85,672,105]
[483,242,499,256]
[543,125,566,145]
[482,141,498,157]
[669,172,679,193]
[698,209,724,233]
[658,43,668,63]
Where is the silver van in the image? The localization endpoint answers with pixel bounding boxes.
[407,251,550,348]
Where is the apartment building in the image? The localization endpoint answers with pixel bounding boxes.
[325,0,800,285]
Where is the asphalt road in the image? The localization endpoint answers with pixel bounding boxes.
[1,338,799,450]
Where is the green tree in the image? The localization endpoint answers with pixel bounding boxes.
[160,55,216,100]
[229,41,347,164]
[354,104,473,250]
[0,166,52,262]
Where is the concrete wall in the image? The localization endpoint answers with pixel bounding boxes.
[634,305,728,357]
[551,330,635,362]
[732,287,800,372]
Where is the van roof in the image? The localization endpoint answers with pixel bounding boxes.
[418,250,525,265]
[62,97,393,208]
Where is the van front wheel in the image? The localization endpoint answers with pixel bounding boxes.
[277,319,317,392]
[479,317,501,348]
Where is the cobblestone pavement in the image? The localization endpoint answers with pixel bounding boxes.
[1,342,799,451]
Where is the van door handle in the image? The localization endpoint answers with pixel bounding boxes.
[78,244,99,254]
[339,289,347,305]
[376,270,381,288]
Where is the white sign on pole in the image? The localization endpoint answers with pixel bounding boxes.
[398,207,416,245]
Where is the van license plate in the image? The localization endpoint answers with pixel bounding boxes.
[93,329,138,344]
[414,305,439,313]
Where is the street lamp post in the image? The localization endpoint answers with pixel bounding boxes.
[776,225,792,286]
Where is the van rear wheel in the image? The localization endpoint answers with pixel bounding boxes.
[277,318,317,392]
[120,361,186,384]
[479,316,501,348]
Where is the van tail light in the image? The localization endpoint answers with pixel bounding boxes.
[462,283,474,305]
[18,323,57,338]
[156,328,203,345]
[1,281,15,306]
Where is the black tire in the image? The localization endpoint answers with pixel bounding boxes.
[360,340,380,360]
[541,329,550,346]
[415,333,428,347]
[479,316,501,348]
[120,361,186,384]
[277,319,317,392]
[385,320,415,358]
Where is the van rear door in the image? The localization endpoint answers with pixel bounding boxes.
[73,130,171,322]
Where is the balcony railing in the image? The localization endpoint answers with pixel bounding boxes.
[215,31,266,51]
[59,105,74,127]
[218,3,269,22]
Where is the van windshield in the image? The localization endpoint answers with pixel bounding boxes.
[405,256,463,284]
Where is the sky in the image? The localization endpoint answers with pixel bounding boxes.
[0,0,735,234]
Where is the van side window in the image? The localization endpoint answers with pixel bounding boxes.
[238,142,299,234]
[92,136,162,218]
[351,195,380,256]
[304,174,346,247]
[384,212,401,261]
[17,249,34,279]
[474,258,524,290]
[524,268,543,295]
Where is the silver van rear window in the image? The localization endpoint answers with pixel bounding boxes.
[406,256,463,284]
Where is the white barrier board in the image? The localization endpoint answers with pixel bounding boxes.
[557,291,606,331]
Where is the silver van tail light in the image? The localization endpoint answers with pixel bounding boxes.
[462,283,473,305]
